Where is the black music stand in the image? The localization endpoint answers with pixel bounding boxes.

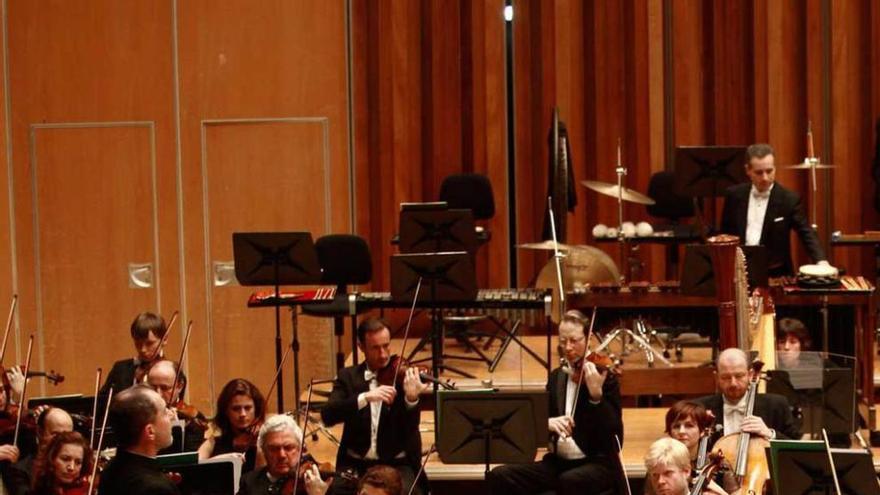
[399,204,479,255]
[160,459,237,495]
[680,244,768,296]
[437,390,548,478]
[769,441,880,495]
[233,232,321,413]
[674,146,748,230]
[391,251,477,380]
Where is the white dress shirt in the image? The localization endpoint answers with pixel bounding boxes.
[722,396,748,436]
[355,367,419,460]
[745,184,773,246]
[554,377,586,460]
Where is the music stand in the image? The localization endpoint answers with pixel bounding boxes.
[233,232,321,413]
[159,458,238,495]
[436,390,548,478]
[769,440,880,494]
[399,204,479,255]
[674,146,748,229]
[392,252,478,380]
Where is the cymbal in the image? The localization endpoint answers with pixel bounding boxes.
[784,163,836,170]
[580,180,656,205]
[535,245,620,321]
[516,240,573,251]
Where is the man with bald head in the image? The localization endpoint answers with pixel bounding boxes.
[5,407,75,492]
[695,348,800,444]
[146,360,206,453]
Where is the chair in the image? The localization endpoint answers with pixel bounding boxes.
[301,234,372,371]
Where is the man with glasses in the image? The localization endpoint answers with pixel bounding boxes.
[487,310,624,495]
[237,415,329,495]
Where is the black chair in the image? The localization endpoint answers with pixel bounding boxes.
[301,234,372,371]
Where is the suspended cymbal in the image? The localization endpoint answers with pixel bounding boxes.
[516,240,573,251]
[535,245,620,322]
[784,163,836,170]
[580,180,656,205]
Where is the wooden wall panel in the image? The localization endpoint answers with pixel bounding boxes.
[177,0,351,413]
[6,0,179,398]
[0,1,14,364]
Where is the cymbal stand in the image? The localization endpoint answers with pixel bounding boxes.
[614,141,628,284]
[547,196,566,320]
[595,317,672,368]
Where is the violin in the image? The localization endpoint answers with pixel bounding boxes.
[274,456,357,495]
[173,399,208,430]
[1,364,64,386]
[133,311,179,384]
[561,351,620,378]
[376,355,455,391]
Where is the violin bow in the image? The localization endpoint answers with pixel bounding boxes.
[0,294,18,365]
[168,321,194,405]
[156,310,179,359]
[392,277,422,384]
[615,434,633,495]
[291,378,317,495]
[265,343,293,407]
[821,428,842,495]
[90,368,103,449]
[12,335,34,446]
[407,444,436,495]
[569,307,598,414]
[88,387,113,495]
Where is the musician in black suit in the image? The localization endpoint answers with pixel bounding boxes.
[487,310,623,495]
[98,384,179,495]
[720,143,827,277]
[321,318,429,495]
[100,312,180,396]
[237,415,328,495]
[694,348,800,444]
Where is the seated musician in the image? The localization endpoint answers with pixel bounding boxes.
[357,465,402,495]
[146,360,207,453]
[237,414,329,495]
[661,400,737,494]
[100,312,172,395]
[487,309,623,495]
[98,384,179,495]
[198,378,266,474]
[12,407,75,488]
[30,431,92,495]
[644,438,727,495]
[321,317,428,495]
[694,348,800,442]
[0,367,31,495]
[776,317,814,369]
[719,143,827,277]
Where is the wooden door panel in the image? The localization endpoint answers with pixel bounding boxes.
[31,123,159,395]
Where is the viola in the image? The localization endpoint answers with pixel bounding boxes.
[375,355,455,390]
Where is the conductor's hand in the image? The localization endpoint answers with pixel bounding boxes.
[581,361,607,402]
[0,444,19,463]
[740,415,773,439]
[403,367,429,403]
[548,416,574,439]
[365,385,397,406]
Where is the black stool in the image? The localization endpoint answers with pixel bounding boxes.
[301,234,372,370]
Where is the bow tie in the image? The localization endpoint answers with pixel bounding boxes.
[725,404,747,416]
[751,190,770,200]
[364,369,376,382]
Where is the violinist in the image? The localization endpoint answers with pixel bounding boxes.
[146,360,206,453]
[100,312,179,396]
[321,318,428,495]
[656,401,737,495]
[0,367,30,495]
[197,378,266,474]
[644,438,727,495]
[487,309,623,495]
[98,384,179,495]
[694,348,799,443]
[237,414,329,495]
[30,431,92,495]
